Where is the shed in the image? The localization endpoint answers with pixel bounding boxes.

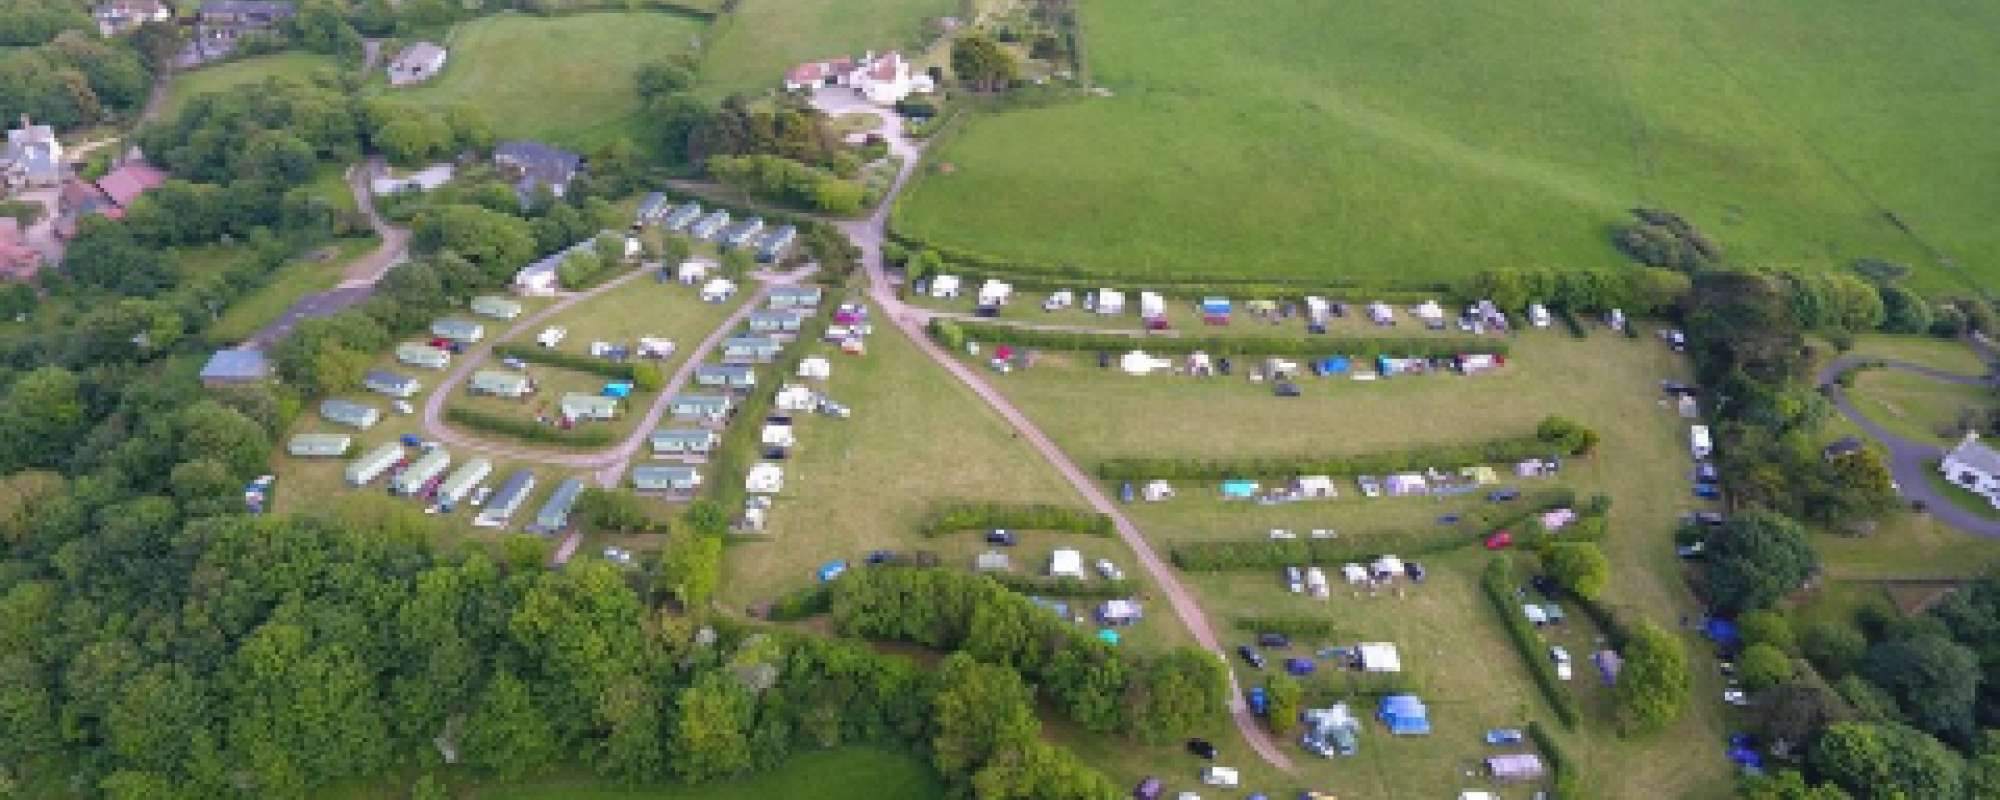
[437,458,492,506]
[532,477,585,532]
[561,393,619,421]
[670,394,732,420]
[1049,548,1084,578]
[975,551,1010,572]
[320,398,381,429]
[651,428,719,455]
[1357,642,1402,673]
[1485,754,1545,782]
[696,363,758,389]
[391,448,452,495]
[345,443,406,486]
[364,370,422,398]
[632,464,702,492]
[1377,694,1430,735]
[470,370,532,398]
[199,348,270,386]
[745,462,784,494]
[430,318,485,343]
[1220,480,1259,499]
[1295,475,1337,498]
[287,433,352,458]
[769,286,823,310]
[700,278,737,303]
[798,356,832,380]
[397,342,452,370]
[476,470,536,527]
[471,295,522,320]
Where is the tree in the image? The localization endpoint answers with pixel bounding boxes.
[409,204,538,281]
[952,34,1018,92]
[375,113,455,165]
[0,366,87,471]
[1740,643,1794,692]
[463,670,558,780]
[1761,682,1853,757]
[576,489,654,533]
[1704,509,1817,613]
[669,673,752,782]
[1741,770,1854,800]
[1539,541,1609,599]
[1802,621,1867,678]
[1265,674,1302,735]
[1615,621,1690,734]
[1739,610,1797,653]
[660,534,722,610]
[594,675,664,781]
[636,58,697,102]
[929,653,1038,782]
[631,362,664,392]
[1809,722,1964,800]
[1861,633,1979,745]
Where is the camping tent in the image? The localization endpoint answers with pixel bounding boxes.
[1486,754,1545,781]
[1295,475,1336,498]
[1220,480,1259,499]
[1377,694,1430,735]
[1371,555,1405,578]
[1049,549,1084,579]
[1097,599,1142,625]
[1385,473,1427,495]
[1357,642,1402,673]
[1342,563,1370,584]
[1143,480,1175,502]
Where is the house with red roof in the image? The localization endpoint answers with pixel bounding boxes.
[783,51,933,105]
[97,159,168,209]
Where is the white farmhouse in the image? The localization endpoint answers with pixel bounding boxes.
[1942,432,2000,509]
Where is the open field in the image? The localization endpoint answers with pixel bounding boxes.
[1834,334,1994,377]
[987,328,1737,797]
[164,53,340,118]
[1846,368,1993,444]
[1815,508,2000,579]
[391,12,706,150]
[895,0,2000,292]
[698,0,956,98]
[208,234,378,343]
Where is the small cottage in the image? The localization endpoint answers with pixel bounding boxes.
[436,458,492,507]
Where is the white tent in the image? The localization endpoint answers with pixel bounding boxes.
[1139,291,1166,318]
[929,274,961,298]
[1186,351,1213,375]
[745,463,785,494]
[775,385,817,412]
[1305,567,1330,596]
[1121,350,1172,375]
[1043,289,1073,310]
[1415,300,1444,322]
[1529,303,1553,328]
[1342,563,1370,584]
[701,278,737,303]
[1142,480,1175,502]
[977,279,1012,306]
[1372,555,1405,578]
[1385,473,1428,495]
[1295,475,1336,498]
[676,259,711,284]
[1304,295,1329,320]
[1096,289,1125,315]
[798,356,832,380]
[1049,549,1084,579]
[760,423,795,448]
[1367,301,1394,324]
[1358,642,1403,673]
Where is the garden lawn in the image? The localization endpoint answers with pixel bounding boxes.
[208,234,378,344]
[1836,334,1994,377]
[698,0,955,98]
[392,12,707,150]
[1846,368,1994,444]
[164,53,340,118]
[990,329,1736,797]
[895,0,2000,293]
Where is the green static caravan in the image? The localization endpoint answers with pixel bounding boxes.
[632,464,702,492]
[286,433,353,458]
[318,398,381,430]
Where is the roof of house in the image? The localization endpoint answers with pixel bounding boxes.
[786,57,854,84]
[200,348,270,381]
[319,398,376,420]
[867,52,904,82]
[1947,434,2000,476]
[494,140,582,175]
[392,41,446,69]
[97,161,168,208]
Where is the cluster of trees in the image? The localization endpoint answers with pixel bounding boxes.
[1610,208,1723,271]
[362,100,495,166]
[951,34,1020,92]
[707,154,867,215]
[139,75,365,183]
[1460,266,1691,316]
[0,28,153,129]
[830,567,1228,742]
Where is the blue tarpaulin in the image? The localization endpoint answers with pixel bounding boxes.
[1378,694,1431,735]
[603,382,633,398]
[1098,628,1120,646]
[816,560,847,582]
[1221,480,1258,498]
[1319,356,1350,375]
[1705,618,1741,648]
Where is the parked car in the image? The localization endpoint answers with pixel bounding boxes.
[1484,728,1525,746]
[1404,561,1427,582]
[986,529,1016,546]
[1096,558,1124,580]
[1247,687,1269,715]
[1550,646,1574,681]
[1694,483,1722,499]
[1185,738,1217,759]
[1258,632,1290,648]
[1274,381,1302,397]
[1723,688,1749,707]
[1487,488,1521,502]
[1285,657,1315,676]
[469,486,492,507]
[866,550,896,565]
[1285,566,1305,594]
[1237,645,1266,670]
[1120,482,1135,503]
[1097,351,1112,368]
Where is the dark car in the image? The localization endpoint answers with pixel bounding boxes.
[1307,322,1327,335]
[1120,482,1135,503]
[1405,561,1427,582]
[1487,489,1521,502]
[1097,351,1112,368]
[866,550,896,565]
[762,447,789,460]
[975,305,999,318]
[1258,632,1290,648]
[986,529,1017,546]
[1216,357,1233,375]
[1237,644,1267,669]
[1694,483,1722,499]
[1437,513,1461,525]
[1274,381,1302,397]
[1185,739,1217,759]
[1695,511,1726,525]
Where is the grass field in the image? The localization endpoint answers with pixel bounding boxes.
[698,0,956,98]
[209,234,377,344]
[164,53,340,118]
[1846,368,1993,444]
[1836,334,1994,377]
[895,0,2000,293]
[984,328,1738,797]
[392,12,706,150]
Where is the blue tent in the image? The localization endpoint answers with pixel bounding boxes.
[816,560,848,582]
[603,382,634,398]
[1378,694,1431,735]
[1098,628,1121,646]
[1221,480,1258,499]
[1200,297,1231,315]
[1319,356,1350,375]
[1705,618,1741,649]
[1377,355,1399,376]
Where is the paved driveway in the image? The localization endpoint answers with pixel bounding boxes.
[1816,351,2000,536]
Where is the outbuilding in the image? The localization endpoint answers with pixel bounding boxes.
[391,448,452,495]
[397,342,452,370]
[745,462,784,494]
[345,443,406,486]
[651,428,719,456]
[696,363,758,390]
[561,393,619,421]
[365,370,422,398]
[531,477,585,533]
[320,398,381,429]
[470,370,533,398]
[476,470,536,527]
[1049,548,1084,579]
[633,464,702,492]
[436,457,492,507]
[430,318,485,343]
[287,433,352,457]
[471,295,522,320]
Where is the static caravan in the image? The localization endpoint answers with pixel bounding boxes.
[345,443,406,486]
[662,201,702,232]
[651,427,719,456]
[471,295,522,320]
[397,342,452,370]
[287,433,352,458]
[364,370,422,398]
[436,457,492,507]
[721,335,782,363]
[670,393,732,421]
[634,192,670,224]
[695,363,757,390]
[768,286,823,310]
[747,309,805,334]
[1690,425,1713,459]
[431,318,485,343]
[632,464,702,492]
[390,448,452,495]
[721,217,765,249]
[560,393,619,421]
[689,209,731,241]
[532,477,585,532]
[475,470,536,528]
[320,398,381,430]
[756,225,796,263]
[470,370,533,398]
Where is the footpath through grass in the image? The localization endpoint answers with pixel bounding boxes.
[896,0,2000,292]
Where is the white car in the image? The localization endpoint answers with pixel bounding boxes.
[1723,688,1749,706]
[1285,566,1304,594]
[537,326,567,347]
[1095,558,1124,580]
[1550,646,1573,681]
[1268,528,1297,540]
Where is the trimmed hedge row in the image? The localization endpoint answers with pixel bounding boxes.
[1528,720,1582,798]
[1169,488,1576,572]
[492,344,636,380]
[1098,421,1588,481]
[1481,558,1581,728]
[919,502,1112,536]
[989,574,1135,599]
[443,407,615,447]
[1232,616,1342,638]
[933,318,1507,359]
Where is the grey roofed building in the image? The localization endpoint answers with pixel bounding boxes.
[632,464,702,491]
[689,209,731,241]
[975,551,1011,571]
[532,477,586,533]
[287,433,352,457]
[478,469,536,525]
[721,335,781,362]
[695,363,757,388]
[768,285,824,309]
[4,116,62,188]
[663,202,702,231]
[493,140,582,204]
[470,370,532,397]
[430,318,485,342]
[364,370,422,397]
[756,225,797,263]
[651,427,719,454]
[471,295,522,319]
[319,398,381,429]
[388,41,447,86]
[721,217,765,249]
[199,0,297,23]
[670,394,732,418]
[635,192,670,223]
[199,347,271,386]
[747,309,804,333]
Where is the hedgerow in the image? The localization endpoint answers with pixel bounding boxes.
[1481,558,1581,728]
[1232,616,1342,638]
[493,344,636,380]
[1098,417,1593,481]
[444,407,615,447]
[919,502,1112,536]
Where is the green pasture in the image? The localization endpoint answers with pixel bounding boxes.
[699,0,956,98]
[163,53,340,118]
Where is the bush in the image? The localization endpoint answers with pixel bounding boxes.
[1232,616,1342,638]
[1738,643,1794,692]
[988,574,1135,599]
[1802,621,1867,679]
[919,502,1111,536]
[493,344,636,380]
[935,318,1505,360]
[445,407,614,447]
[765,584,831,621]
[630,361,664,392]
[1480,558,1581,728]
[1100,418,1590,481]
[1737,610,1796,653]
[1539,541,1610,600]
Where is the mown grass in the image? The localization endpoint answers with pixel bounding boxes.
[1835,334,1993,377]
[391,12,707,150]
[164,53,340,118]
[896,0,2000,293]
[698,0,957,98]
[1846,368,1993,445]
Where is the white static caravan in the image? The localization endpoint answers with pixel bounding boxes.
[1690,425,1713,460]
[345,443,406,487]
[436,458,493,507]
[390,448,452,495]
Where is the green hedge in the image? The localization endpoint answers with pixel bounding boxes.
[1528,720,1583,798]
[765,584,832,621]
[1554,307,1587,338]
[444,407,615,447]
[919,502,1112,536]
[1480,558,1581,728]
[934,319,1506,360]
[1169,488,1575,571]
[989,574,1135,599]
[493,344,636,380]
[1098,419,1590,481]
[1232,616,1343,638]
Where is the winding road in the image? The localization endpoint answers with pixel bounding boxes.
[817,89,1298,773]
[246,161,412,348]
[1817,349,2000,536]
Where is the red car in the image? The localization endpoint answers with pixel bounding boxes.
[1484,531,1514,550]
